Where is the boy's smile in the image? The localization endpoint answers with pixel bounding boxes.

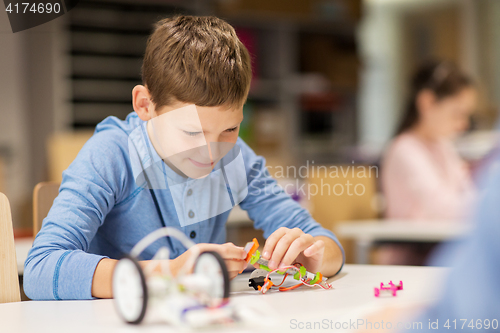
[188,158,214,168]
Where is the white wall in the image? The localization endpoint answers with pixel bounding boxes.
[484,0,500,112]
[357,0,479,149]
[0,9,69,228]
[357,2,404,148]
[358,0,500,148]
[0,9,32,227]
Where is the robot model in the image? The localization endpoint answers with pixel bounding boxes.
[112,227,231,327]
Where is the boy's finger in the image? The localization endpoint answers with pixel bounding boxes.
[221,243,247,260]
[280,234,314,267]
[199,243,246,260]
[268,228,303,270]
[262,227,288,260]
[224,259,247,273]
[303,239,325,257]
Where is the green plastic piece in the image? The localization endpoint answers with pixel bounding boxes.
[250,250,294,275]
[310,272,321,284]
[293,266,306,280]
[259,264,271,272]
[250,250,261,265]
[258,264,286,274]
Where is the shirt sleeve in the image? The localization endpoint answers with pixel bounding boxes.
[23,130,130,300]
[237,139,345,274]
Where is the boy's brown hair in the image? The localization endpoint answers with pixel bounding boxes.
[142,15,252,110]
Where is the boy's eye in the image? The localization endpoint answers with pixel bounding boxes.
[184,131,202,137]
[225,126,238,133]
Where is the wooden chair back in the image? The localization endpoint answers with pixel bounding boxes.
[33,182,60,236]
[47,131,93,182]
[308,164,379,263]
[0,192,21,303]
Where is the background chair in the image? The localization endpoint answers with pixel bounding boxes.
[33,131,90,235]
[47,131,93,183]
[307,164,380,263]
[0,192,21,303]
[33,182,60,236]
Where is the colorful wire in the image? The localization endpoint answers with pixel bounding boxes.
[260,264,332,294]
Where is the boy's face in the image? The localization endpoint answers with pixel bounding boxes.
[148,102,243,179]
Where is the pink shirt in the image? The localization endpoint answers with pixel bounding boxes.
[381,132,474,220]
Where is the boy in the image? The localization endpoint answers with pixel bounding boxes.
[24,15,344,300]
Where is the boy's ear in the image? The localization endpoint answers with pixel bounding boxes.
[132,85,155,121]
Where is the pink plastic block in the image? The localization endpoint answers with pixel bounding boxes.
[374,280,403,297]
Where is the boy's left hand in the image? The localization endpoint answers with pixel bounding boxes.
[256,227,325,273]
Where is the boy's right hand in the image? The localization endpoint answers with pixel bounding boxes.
[172,242,248,279]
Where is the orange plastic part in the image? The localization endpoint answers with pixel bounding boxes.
[239,238,260,274]
[244,238,259,263]
[261,278,274,293]
[278,283,302,292]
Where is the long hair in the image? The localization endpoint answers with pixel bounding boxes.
[396,60,474,135]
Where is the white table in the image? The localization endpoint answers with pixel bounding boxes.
[336,219,471,264]
[1,264,447,333]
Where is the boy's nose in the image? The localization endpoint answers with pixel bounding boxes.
[201,135,220,162]
[196,144,212,162]
[209,142,221,161]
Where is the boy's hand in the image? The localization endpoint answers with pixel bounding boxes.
[173,242,247,280]
[258,227,325,273]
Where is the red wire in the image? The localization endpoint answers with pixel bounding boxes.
[278,283,303,291]
[274,273,289,287]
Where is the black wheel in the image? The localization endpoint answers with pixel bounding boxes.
[193,251,230,306]
[112,255,148,324]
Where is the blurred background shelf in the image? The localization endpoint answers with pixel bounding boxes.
[67,0,187,128]
[60,0,363,167]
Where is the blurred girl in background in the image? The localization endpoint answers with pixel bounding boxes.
[378,60,477,265]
